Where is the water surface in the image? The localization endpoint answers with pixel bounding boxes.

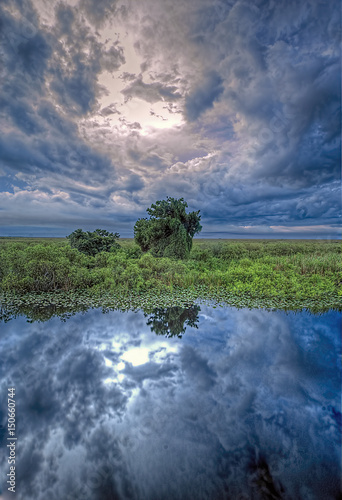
[0,305,341,499]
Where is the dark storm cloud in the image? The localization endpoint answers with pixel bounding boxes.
[150,0,339,233]
[0,129,114,184]
[54,2,75,36]
[0,0,127,218]
[198,180,341,225]
[50,65,98,116]
[121,173,145,192]
[3,10,50,104]
[213,0,341,190]
[185,71,224,121]
[37,99,77,135]
[50,3,125,115]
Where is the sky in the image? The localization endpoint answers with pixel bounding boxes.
[0,0,340,238]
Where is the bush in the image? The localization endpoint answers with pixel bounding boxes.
[66,228,120,256]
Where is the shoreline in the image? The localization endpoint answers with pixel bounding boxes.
[1,288,341,323]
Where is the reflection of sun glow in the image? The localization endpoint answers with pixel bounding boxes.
[104,357,113,367]
[121,347,149,366]
[104,378,115,384]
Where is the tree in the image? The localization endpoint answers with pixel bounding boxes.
[134,197,202,259]
[66,228,120,256]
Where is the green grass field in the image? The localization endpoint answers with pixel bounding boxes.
[0,237,341,312]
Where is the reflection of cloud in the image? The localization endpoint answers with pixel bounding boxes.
[0,307,340,499]
[180,345,216,390]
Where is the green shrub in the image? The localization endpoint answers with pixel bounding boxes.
[66,228,120,256]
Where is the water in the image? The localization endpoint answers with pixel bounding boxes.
[0,305,341,499]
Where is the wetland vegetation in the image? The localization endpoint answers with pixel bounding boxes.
[0,236,341,317]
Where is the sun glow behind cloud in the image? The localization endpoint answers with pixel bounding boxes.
[96,25,185,135]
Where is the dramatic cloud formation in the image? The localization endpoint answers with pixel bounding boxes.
[0,0,340,237]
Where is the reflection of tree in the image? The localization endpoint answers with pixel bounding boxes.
[146,305,200,338]
[0,304,87,323]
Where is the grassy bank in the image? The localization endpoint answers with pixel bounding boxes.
[0,238,341,312]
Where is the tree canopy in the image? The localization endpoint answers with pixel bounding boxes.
[134,197,202,259]
[66,228,120,256]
